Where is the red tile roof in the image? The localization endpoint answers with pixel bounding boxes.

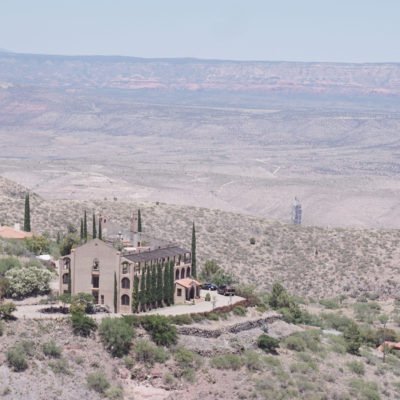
[175,278,200,289]
[0,226,33,239]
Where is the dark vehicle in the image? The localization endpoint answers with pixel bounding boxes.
[201,283,218,291]
[217,285,236,296]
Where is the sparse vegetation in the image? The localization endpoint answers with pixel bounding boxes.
[99,317,134,357]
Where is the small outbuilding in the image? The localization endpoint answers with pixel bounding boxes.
[174,278,201,304]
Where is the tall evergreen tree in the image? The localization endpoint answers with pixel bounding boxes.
[83,211,88,242]
[132,275,139,313]
[191,222,196,278]
[80,219,84,241]
[67,264,72,293]
[145,265,151,310]
[24,193,31,232]
[150,265,157,308]
[56,231,61,245]
[98,217,102,240]
[163,263,170,306]
[169,262,175,305]
[139,267,146,312]
[156,263,163,307]
[92,212,97,239]
[138,209,142,232]
[113,272,117,313]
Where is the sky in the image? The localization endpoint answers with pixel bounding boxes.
[0,0,399,62]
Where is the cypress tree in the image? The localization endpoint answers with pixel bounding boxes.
[169,262,175,305]
[191,222,196,278]
[80,219,84,241]
[157,263,163,307]
[92,212,97,239]
[98,217,102,240]
[145,265,151,309]
[83,211,88,242]
[113,272,117,313]
[139,267,146,312]
[138,209,142,232]
[24,193,31,232]
[150,265,157,308]
[163,263,170,306]
[67,264,72,293]
[56,231,61,245]
[132,275,139,313]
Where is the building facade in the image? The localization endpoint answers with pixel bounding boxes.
[59,238,199,314]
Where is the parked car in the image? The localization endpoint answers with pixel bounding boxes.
[201,283,218,291]
[217,285,236,296]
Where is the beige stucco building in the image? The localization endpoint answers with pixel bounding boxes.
[59,238,199,314]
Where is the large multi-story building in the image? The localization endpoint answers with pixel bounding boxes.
[59,212,200,314]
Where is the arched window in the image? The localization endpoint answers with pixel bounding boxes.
[62,274,69,284]
[93,258,99,271]
[175,268,180,280]
[180,268,185,279]
[121,277,130,289]
[122,262,129,274]
[64,258,70,270]
[186,266,191,277]
[121,294,130,306]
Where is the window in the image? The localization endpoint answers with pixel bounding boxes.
[101,295,104,305]
[62,274,69,284]
[177,288,182,297]
[121,277,130,289]
[180,268,185,279]
[92,276,99,288]
[92,291,99,304]
[121,294,130,306]
[186,267,191,277]
[175,269,180,280]
[64,258,70,270]
[122,262,129,274]
[93,258,99,271]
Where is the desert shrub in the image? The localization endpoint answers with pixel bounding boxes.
[344,321,362,355]
[204,292,211,302]
[0,302,16,319]
[232,305,247,316]
[347,360,365,376]
[7,345,28,371]
[290,361,317,374]
[123,355,134,369]
[174,347,200,369]
[134,339,168,365]
[206,312,219,321]
[283,335,308,352]
[0,320,4,336]
[257,334,279,353]
[328,335,347,354]
[169,314,192,325]
[141,315,177,347]
[319,298,340,309]
[320,312,353,332]
[348,379,380,400]
[70,311,97,337]
[211,354,244,370]
[354,302,381,323]
[49,358,70,374]
[5,266,51,298]
[24,236,50,255]
[243,350,263,371]
[99,317,134,357]
[249,237,256,245]
[87,371,110,394]
[0,257,21,275]
[105,386,124,400]
[42,340,62,358]
[190,313,206,322]
[122,315,141,327]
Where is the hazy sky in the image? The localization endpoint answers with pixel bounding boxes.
[1,0,399,62]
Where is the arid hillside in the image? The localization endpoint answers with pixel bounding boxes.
[1,176,400,300]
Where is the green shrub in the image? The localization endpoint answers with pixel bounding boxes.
[257,334,279,353]
[141,315,177,347]
[347,360,365,376]
[190,313,206,322]
[173,347,200,368]
[99,317,134,357]
[344,321,362,355]
[134,339,168,365]
[243,350,263,371]
[122,315,141,328]
[169,314,193,325]
[319,298,340,309]
[0,302,16,319]
[0,257,21,275]
[249,238,256,245]
[320,312,353,332]
[0,320,4,336]
[49,358,70,374]
[42,340,62,358]
[232,306,247,316]
[205,293,211,302]
[105,386,124,400]
[283,335,306,352]
[71,311,97,337]
[123,356,134,369]
[211,354,244,370]
[70,292,95,314]
[205,312,219,321]
[348,379,380,400]
[87,371,110,394]
[7,345,28,371]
